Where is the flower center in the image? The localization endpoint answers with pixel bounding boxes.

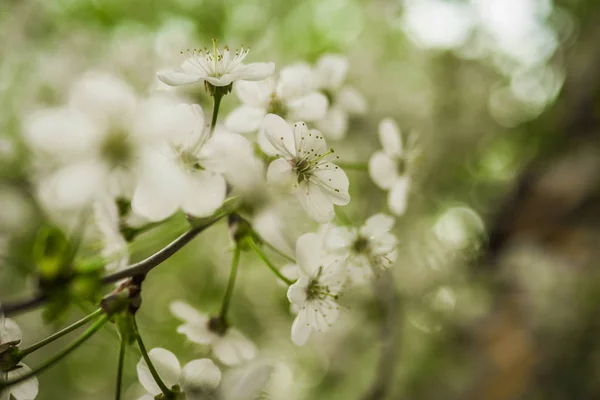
[396,157,407,175]
[100,130,133,168]
[207,316,228,336]
[320,88,335,105]
[352,236,370,254]
[176,146,204,172]
[266,94,288,118]
[292,157,313,183]
[305,267,338,301]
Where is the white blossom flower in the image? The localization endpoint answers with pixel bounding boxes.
[131,102,227,222]
[169,301,256,366]
[136,348,221,399]
[0,317,38,400]
[368,118,414,216]
[312,54,367,140]
[325,213,398,284]
[263,114,350,223]
[93,198,129,272]
[24,71,159,212]
[225,64,328,135]
[286,233,346,346]
[157,41,274,88]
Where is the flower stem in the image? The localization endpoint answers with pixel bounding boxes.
[115,336,126,400]
[254,233,296,263]
[17,308,104,359]
[0,313,109,391]
[210,92,224,135]
[133,318,175,399]
[245,237,294,285]
[336,161,368,171]
[219,244,241,320]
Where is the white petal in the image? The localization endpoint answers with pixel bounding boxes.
[287,276,309,306]
[180,171,226,217]
[266,158,295,190]
[311,164,350,205]
[287,92,328,122]
[324,227,355,253]
[69,71,137,128]
[24,107,99,158]
[368,151,398,190]
[316,108,348,141]
[296,182,335,223]
[233,62,275,82]
[1,318,22,344]
[262,114,296,157]
[38,160,108,211]
[132,156,184,222]
[233,79,274,108]
[213,330,257,366]
[157,70,202,86]
[361,213,396,239]
[291,310,311,346]
[378,118,403,158]
[337,86,367,115]
[181,359,221,393]
[177,323,215,345]
[276,63,314,99]
[309,299,340,330]
[169,301,207,324]
[136,348,181,396]
[135,98,205,145]
[295,233,323,276]
[6,365,38,400]
[388,177,410,216]
[371,233,398,256]
[293,124,327,159]
[257,127,279,156]
[219,362,274,400]
[314,54,348,91]
[224,105,265,134]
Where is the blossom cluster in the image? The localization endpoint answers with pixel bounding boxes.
[1,41,418,399]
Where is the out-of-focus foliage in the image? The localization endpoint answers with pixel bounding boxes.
[2,0,600,399]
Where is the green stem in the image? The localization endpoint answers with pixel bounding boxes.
[18,309,104,359]
[0,314,109,391]
[219,244,241,320]
[133,318,174,399]
[246,237,294,285]
[336,161,368,171]
[209,93,224,135]
[115,337,126,400]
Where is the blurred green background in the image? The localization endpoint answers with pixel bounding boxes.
[2,0,600,399]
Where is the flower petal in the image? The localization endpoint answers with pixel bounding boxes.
[296,182,335,223]
[287,92,328,122]
[276,63,314,99]
[368,151,398,190]
[169,301,207,324]
[311,164,350,205]
[233,79,274,108]
[295,233,323,276]
[213,330,257,366]
[181,359,222,393]
[361,213,395,239]
[337,86,367,115]
[157,70,203,86]
[224,105,266,134]
[6,364,38,400]
[219,362,274,400]
[324,226,356,253]
[132,155,183,222]
[266,158,295,190]
[378,118,403,158]
[316,107,348,141]
[180,171,226,218]
[388,177,410,216]
[177,323,215,345]
[136,348,181,396]
[232,62,275,82]
[291,310,311,346]
[287,276,309,306]
[1,318,22,344]
[314,54,349,91]
[262,114,296,157]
